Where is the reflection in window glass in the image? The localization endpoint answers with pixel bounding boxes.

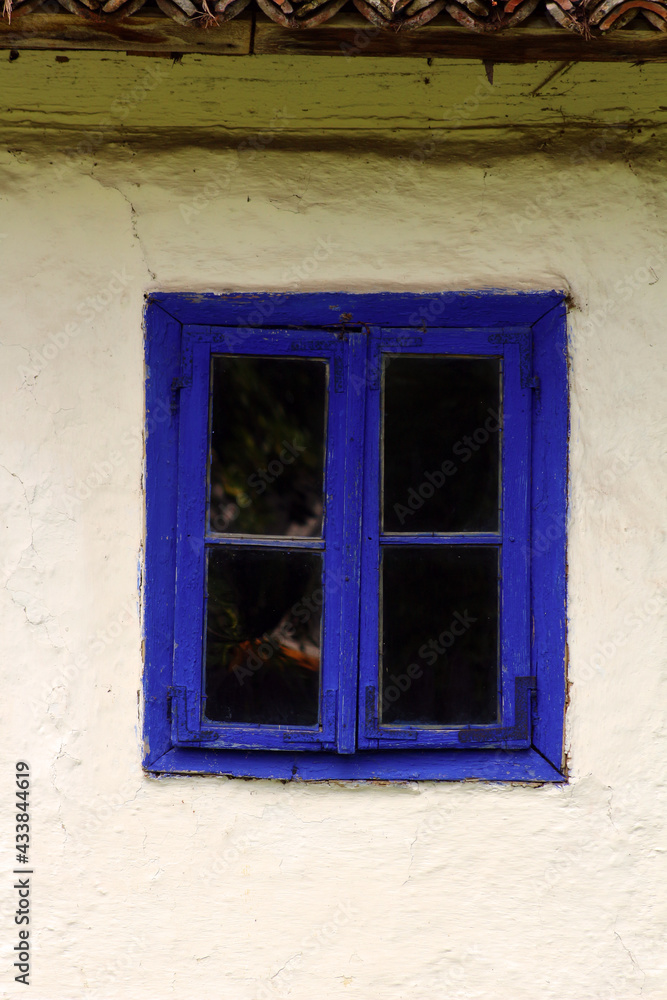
[209,356,327,537]
[204,547,322,726]
[381,546,498,725]
[383,356,501,533]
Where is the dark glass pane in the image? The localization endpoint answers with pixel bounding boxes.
[204,548,322,726]
[209,356,326,537]
[383,357,501,533]
[380,546,498,725]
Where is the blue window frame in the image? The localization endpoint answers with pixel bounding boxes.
[143,292,567,782]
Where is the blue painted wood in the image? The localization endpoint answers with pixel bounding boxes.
[458,676,536,745]
[497,340,532,748]
[146,745,563,782]
[529,300,568,774]
[142,303,182,769]
[149,291,562,330]
[357,329,534,751]
[357,327,382,749]
[172,337,210,741]
[379,532,501,545]
[143,291,568,780]
[378,328,530,354]
[337,332,367,753]
[170,326,350,752]
[320,330,352,752]
[205,536,326,550]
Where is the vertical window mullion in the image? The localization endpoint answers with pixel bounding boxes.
[319,334,354,752]
[336,332,367,752]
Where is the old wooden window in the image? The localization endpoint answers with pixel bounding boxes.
[143,292,567,780]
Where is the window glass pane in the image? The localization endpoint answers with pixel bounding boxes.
[204,547,322,726]
[209,356,327,537]
[380,546,498,725]
[383,357,501,533]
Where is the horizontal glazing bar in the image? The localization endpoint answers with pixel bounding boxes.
[380,532,501,545]
[380,720,503,730]
[206,534,325,550]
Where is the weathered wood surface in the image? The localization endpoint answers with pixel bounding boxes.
[1,10,667,58]
[0,9,252,50]
[2,50,667,132]
[254,13,667,58]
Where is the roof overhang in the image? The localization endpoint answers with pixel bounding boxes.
[2,2,667,60]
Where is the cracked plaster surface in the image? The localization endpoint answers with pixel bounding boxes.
[0,136,666,1000]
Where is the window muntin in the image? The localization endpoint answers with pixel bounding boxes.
[143,292,567,781]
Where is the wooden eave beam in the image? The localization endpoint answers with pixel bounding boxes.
[2,11,667,59]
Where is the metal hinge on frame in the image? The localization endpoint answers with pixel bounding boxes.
[170,353,193,413]
[457,676,536,746]
[282,689,338,750]
[169,685,217,744]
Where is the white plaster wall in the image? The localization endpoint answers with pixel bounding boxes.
[1,128,666,1000]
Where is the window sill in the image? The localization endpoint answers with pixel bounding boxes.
[144,746,565,782]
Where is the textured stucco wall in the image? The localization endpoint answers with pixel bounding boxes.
[1,51,666,1000]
